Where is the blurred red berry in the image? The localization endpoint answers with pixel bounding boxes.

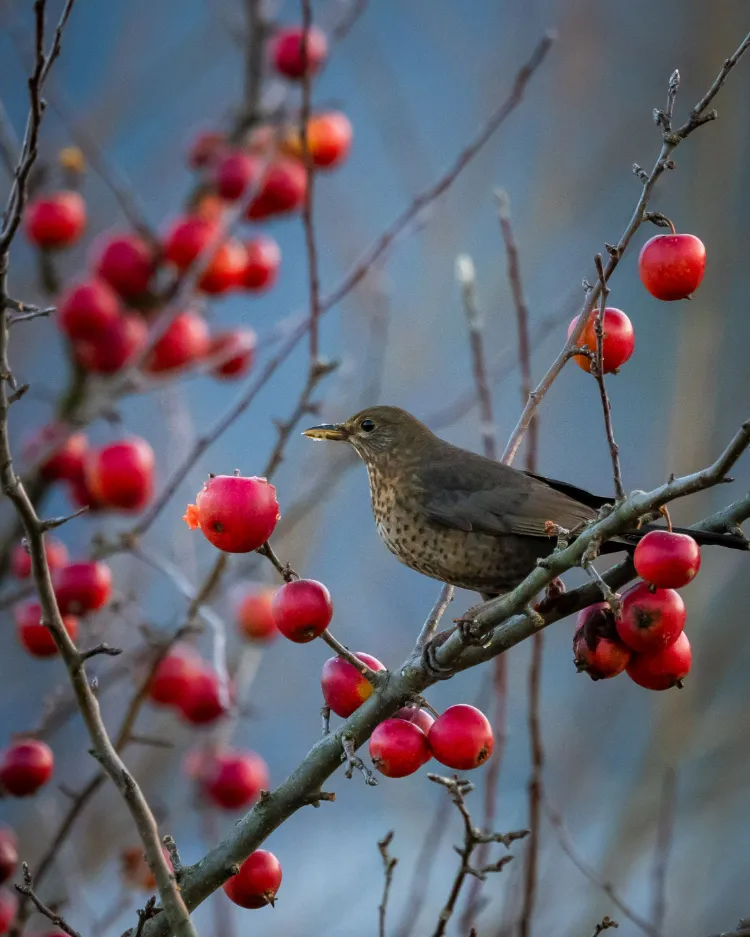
[0,740,54,796]
[638,233,706,301]
[223,850,282,909]
[23,424,87,482]
[321,652,385,717]
[198,239,246,294]
[284,112,352,169]
[428,704,494,771]
[235,586,277,642]
[58,279,121,342]
[0,828,17,886]
[11,537,68,579]
[163,216,219,271]
[93,233,155,298]
[394,706,435,735]
[24,191,85,249]
[147,644,202,707]
[208,329,256,380]
[53,561,112,615]
[271,25,327,79]
[215,151,259,201]
[15,601,79,658]
[615,582,686,653]
[0,888,18,933]
[369,718,430,778]
[240,236,280,291]
[73,312,147,374]
[246,159,307,221]
[573,603,631,680]
[199,748,269,809]
[271,579,332,643]
[634,530,701,589]
[67,472,105,512]
[626,631,692,690]
[85,437,155,511]
[188,130,226,169]
[177,666,229,725]
[145,311,210,374]
[568,307,635,374]
[184,475,279,553]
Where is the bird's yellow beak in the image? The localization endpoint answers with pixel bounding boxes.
[303,423,349,441]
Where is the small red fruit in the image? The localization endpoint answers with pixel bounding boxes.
[148,644,201,706]
[53,561,113,615]
[184,475,279,553]
[15,601,79,657]
[271,25,328,79]
[271,579,332,643]
[24,191,86,248]
[0,828,18,886]
[615,582,686,653]
[428,704,494,771]
[638,233,706,301]
[369,718,430,778]
[177,666,229,725]
[284,112,352,169]
[163,216,219,271]
[215,151,259,201]
[568,307,635,374]
[321,652,385,718]
[573,603,631,680]
[199,748,269,809]
[0,889,18,933]
[85,437,154,511]
[187,131,226,169]
[24,424,87,482]
[73,312,147,373]
[67,473,105,512]
[11,537,68,579]
[240,236,280,291]
[626,631,692,690]
[634,530,701,589]
[198,239,246,294]
[93,233,155,298]
[145,311,210,374]
[0,739,54,796]
[208,329,256,380]
[235,586,277,642]
[58,280,121,342]
[223,850,282,909]
[246,159,307,221]
[394,706,435,735]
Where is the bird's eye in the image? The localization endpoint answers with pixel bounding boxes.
[360,418,375,433]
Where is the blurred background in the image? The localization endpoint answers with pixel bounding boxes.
[1,1,750,935]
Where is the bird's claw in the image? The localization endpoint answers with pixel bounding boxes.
[454,614,485,646]
[421,631,457,681]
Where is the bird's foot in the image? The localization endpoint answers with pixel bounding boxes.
[453,613,486,647]
[534,577,566,616]
[421,629,457,681]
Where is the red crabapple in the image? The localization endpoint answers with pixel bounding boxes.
[15,601,79,657]
[223,850,282,909]
[240,236,280,291]
[85,437,155,511]
[208,329,256,380]
[271,579,332,643]
[634,530,701,589]
[0,739,54,796]
[271,25,327,79]
[24,191,85,248]
[11,537,68,579]
[638,232,706,301]
[428,704,494,770]
[199,748,269,810]
[235,586,277,642]
[58,279,121,342]
[93,233,155,298]
[573,602,631,680]
[568,307,635,374]
[615,582,686,653]
[369,718,430,777]
[321,652,385,717]
[184,475,279,553]
[626,631,692,690]
[145,311,210,374]
[53,561,112,615]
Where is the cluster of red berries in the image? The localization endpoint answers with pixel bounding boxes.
[147,643,230,726]
[574,530,700,689]
[567,227,706,375]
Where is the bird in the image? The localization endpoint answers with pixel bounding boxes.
[303,405,748,597]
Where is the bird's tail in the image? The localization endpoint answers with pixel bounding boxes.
[605,524,749,553]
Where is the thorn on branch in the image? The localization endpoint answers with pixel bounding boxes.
[78,643,123,663]
[8,383,30,404]
[40,505,89,530]
[342,734,378,786]
[303,790,336,807]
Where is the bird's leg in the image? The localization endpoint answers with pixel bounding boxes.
[451,592,497,646]
[421,629,458,680]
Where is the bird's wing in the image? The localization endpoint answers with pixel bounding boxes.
[415,447,599,538]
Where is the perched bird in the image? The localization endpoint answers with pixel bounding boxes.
[304,406,747,596]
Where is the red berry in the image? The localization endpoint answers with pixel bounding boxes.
[428,704,494,771]
[24,191,85,249]
[145,311,210,374]
[0,739,54,796]
[187,131,226,169]
[638,233,706,301]
[23,424,87,482]
[271,579,332,643]
[177,666,229,725]
[223,850,282,909]
[0,888,18,933]
[53,561,113,615]
[0,828,18,886]
[615,582,686,653]
[183,475,279,553]
[84,437,154,511]
[394,706,435,735]
[73,312,147,374]
[198,239,246,294]
[11,537,68,579]
[369,718,430,778]
[199,748,269,809]
[215,152,259,201]
[240,236,280,291]
[148,644,201,706]
[208,329,256,380]
[66,473,105,513]
[93,233,155,298]
[15,601,79,657]
[246,159,307,221]
[163,216,219,271]
[626,631,692,691]
[573,603,631,680]
[285,112,352,169]
[634,530,701,589]
[568,307,635,374]
[271,25,328,79]
[235,586,277,642]
[58,279,121,342]
[321,652,385,717]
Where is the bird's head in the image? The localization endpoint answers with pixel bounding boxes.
[303,406,432,463]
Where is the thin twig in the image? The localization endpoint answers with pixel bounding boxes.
[591,916,619,937]
[415,583,454,650]
[651,768,677,935]
[14,863,82,937]
[592,254,624,499]
[378,832,398,937]
[342,734,378,785]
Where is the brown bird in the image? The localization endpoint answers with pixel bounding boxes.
[303,406,747,596]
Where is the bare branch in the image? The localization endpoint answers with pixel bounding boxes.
[14,863,82,937]
[378,832,398,937]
